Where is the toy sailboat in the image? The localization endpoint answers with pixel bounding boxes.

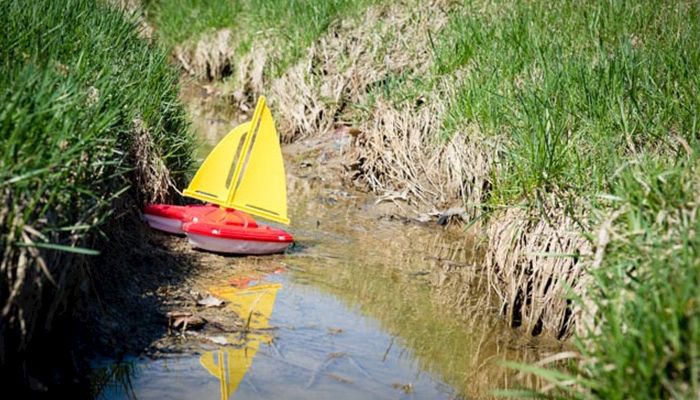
[143,96,294,255]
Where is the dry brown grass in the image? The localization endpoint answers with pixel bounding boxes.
[174,29,235,81]
[483,198,591,339]
[130,118,174,204]
[228,44,270,111]
[269,1,451,140]
[430,194,593,340]
[268,1,496,214]
[348,96,495,214]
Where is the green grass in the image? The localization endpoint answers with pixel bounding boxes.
[0,0,194,358]
[145,0,243,48]
[505,160,700,399]
[426,1,700,396]
[147,0,375,76]
[432,0,700,204]
[578,159,700,398]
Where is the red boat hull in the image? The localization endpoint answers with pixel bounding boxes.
[143,204,293,255]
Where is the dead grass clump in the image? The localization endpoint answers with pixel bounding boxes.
[483,197,591,339]
[130,118,173,205]
[228,44,271,112]
[270,0,451,143]
[434,198,591,341]
[348,95,496,215]
[175,29,234,81]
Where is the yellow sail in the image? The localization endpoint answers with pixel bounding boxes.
[183,96,290,225]
[200,283,281,399]
[183,122,250,206]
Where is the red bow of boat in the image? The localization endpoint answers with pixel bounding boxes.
[143,204,294,255]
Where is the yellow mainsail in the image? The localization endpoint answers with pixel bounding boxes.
[199,283,281,399]
[183,96,290,225]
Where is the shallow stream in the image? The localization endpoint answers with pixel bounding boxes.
[93,87,548,399]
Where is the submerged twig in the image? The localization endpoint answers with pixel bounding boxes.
[306,352,346,389]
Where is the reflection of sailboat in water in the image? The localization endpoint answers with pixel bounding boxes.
[200,282,281,399]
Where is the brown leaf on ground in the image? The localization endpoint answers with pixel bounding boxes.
[167,311,207,330]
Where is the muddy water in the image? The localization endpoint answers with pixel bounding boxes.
[93,86,548,399]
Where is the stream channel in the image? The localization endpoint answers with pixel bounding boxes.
[92,86,550,399]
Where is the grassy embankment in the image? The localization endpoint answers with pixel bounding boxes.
[433,2,700,397]
[147,0,700,397]
[146,0,375,82]
[0,0,194,386]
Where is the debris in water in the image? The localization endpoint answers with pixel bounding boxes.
[413,213,433,224]
[197,294,225,308]
[327,373,354,384]
[374,190,409,205]
[382,338,395,362]
[186,331,228,345]
[392,382,414,394]
[436,207,468,226]
[327,327,344,335]
[208,320,243,333]
[306,352,346,389]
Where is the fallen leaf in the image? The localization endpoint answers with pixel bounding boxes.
[204,335,228,345]
[327,373,354,384]
[197,295,225,308]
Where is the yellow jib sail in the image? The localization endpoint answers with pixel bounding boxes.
[183,96,290,225]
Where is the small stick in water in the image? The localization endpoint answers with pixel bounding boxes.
[348,355,380,384]
[381,337,394,362]
[306,352,345,389]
